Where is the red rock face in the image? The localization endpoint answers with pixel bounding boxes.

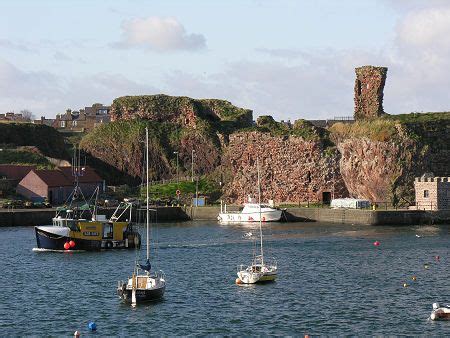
[336,137,422,202]
[354,66,388,120]
[221,132,348,204]
[179,132,221,176]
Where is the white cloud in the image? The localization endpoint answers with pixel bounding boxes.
[114,17,206,52]
[163,3,450,120]
[0,39,35,52]
[0,59,159,116]
[396,6,450,51]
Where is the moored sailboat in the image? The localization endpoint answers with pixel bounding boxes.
[117,127,166,304]
[236,158,277,284]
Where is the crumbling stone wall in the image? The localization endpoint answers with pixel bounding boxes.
[354,66,388,120]
[221,131,348,204]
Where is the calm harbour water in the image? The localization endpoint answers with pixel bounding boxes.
[0,221,449,336]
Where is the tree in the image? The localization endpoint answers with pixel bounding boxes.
[20,109,35,121]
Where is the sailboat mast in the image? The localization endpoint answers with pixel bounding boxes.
[146,127,150,261]
[257,158,264,265]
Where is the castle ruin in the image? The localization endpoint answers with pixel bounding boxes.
[354,66,388,120]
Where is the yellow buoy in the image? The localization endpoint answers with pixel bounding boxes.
[403,283,408,288]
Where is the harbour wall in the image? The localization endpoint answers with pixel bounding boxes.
[0,207,190,227]
[0,207,449,227]
[184,206,450,225]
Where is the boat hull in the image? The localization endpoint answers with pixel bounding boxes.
[237,270,277,284]
[218,209,282,224]
[35,226,140,251]
[430,309,450,320]
[118,285,165,303]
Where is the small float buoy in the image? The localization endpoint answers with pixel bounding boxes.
[373,241,380,246]
[69,240,75,248]
[403,283,408,288]
[88,321,97,331]
[74,330,80,337]
[412,276,417,281]
[235,278,242,285]
[424,264,429,269]
[435,255,440,261]
[64,242,70,250]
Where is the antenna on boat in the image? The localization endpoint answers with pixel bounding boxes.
[257,157,264,266]
[146,127,150,264]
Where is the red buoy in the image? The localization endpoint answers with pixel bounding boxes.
[69,240,75,248]
[374,241,380,246]
[64,242,70,250]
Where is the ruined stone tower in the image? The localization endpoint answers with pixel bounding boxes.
[354,66,388,120]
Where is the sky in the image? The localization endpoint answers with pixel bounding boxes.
[0,0,449,120]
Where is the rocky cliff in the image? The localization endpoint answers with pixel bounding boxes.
[80,92,449,205]
[330,113,450,204]
[80,95,252,183]
[221,131,348,204]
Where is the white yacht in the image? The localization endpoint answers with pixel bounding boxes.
[218,197,283,224]
[235,158,278,285]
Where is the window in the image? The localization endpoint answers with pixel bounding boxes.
[72,120,77,126]
[423,190,429,198]
[60,121,65,127]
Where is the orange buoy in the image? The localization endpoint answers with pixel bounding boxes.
[64,242,70,250]
[69,240,75,248]
[235,278,242,285]
[412,276,417,281]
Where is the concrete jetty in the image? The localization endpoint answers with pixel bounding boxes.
[0,206,449,227]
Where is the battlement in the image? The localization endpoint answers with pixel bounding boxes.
[415,177,450,183]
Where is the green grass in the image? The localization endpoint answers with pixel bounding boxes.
[0,150,54,168]
[142,179,220,199]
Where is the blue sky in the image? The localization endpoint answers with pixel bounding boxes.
[1,0,449,120]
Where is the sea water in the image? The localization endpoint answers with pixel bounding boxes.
[0,221,449,336]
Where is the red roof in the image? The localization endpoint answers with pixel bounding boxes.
[33,170,72,187]
[58,166,102,183]
[0,165,35,180]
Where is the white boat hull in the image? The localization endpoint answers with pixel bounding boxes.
[218,209,282,223]
[237,261,277,284]
[430,303,450,320]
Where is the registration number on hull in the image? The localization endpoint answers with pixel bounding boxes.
[83,231,99,236]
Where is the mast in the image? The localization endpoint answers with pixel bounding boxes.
[257,158,264,265]
[146,127,150,262]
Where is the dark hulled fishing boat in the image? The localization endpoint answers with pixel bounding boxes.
[34,153,140,252]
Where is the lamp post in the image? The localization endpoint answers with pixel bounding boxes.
[173,151,179,183]
[191,149,195,182]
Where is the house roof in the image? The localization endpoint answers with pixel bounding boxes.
[32,170,73,187]
[58,166,102,183]
[0,164,35,180]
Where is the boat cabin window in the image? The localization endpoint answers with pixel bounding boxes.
[103,223,113,239]
[66,220,79,231]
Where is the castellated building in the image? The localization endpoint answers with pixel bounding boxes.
[414,174,450,210]
[354,66,388,120]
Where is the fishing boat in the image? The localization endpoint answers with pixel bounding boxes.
[236,159,277,284]
[430,303,450,320]
[117,127,166,304]
[218,197,283,224]
[34,154,140,251]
